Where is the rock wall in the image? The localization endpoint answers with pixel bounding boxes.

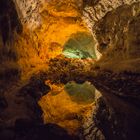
[0,0,22,107]
[0,0,140,140]
[82,0,139,31]
[13,0,83,30]
[44,3,140,139]
[95,2,140,72]
[13,0,42,30]
[92,3,140,139]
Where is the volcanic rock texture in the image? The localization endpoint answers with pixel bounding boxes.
[0,0,140,140]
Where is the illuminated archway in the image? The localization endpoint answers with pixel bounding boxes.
[62,32,97,59]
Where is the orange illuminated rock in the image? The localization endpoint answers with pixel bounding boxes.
[38,84,94,135]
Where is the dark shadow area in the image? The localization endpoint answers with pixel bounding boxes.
[0,0,22,114]
[0,123,79,140]
[0,0,22,44]
[0,74,80,140]
[83,0,100,7]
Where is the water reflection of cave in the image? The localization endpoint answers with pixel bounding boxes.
[62,31,97,103]
[65,81,95,104]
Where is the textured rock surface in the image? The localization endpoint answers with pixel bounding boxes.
[11,2,88,79]
[82,0,139,31]
[0,1,94,139]
[0,74,50,127]
[92,4,140,136]
[0,0,22,44]
[44,2,140,140]
[13,0,83,30]
[13,0,42,29]
[0,0,140,140]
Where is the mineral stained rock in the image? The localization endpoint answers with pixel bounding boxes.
[0,0,140,140]
[45,2,140,140]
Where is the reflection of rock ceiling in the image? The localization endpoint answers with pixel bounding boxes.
[65,81,95,103]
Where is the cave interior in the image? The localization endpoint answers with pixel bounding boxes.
[0,0,140,140]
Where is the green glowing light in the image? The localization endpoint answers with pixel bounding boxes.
[62,32,97,59]
[65,81,95,104]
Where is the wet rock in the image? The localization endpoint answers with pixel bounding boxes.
[14,75,51,123]
[93,88,140,140]
[19,76,50,101]
[94,97,116,140]
[25,94,43,122]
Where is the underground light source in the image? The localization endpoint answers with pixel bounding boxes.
[62,32,97,59]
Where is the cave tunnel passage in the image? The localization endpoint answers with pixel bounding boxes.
[62,32,97,104]
[62,32,97,59]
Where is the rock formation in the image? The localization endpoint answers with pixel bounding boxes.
[44,2,140,139]
[0,0,140,140]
